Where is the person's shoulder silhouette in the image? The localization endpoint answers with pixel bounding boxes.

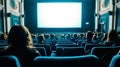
[0,25,41,67]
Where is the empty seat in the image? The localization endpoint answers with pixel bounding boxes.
[56,47,85,56]
[34,55,99,66]
[109,54,120,67]
[0,55,21,67]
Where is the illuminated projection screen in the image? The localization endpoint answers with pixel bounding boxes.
[37,2,82,28]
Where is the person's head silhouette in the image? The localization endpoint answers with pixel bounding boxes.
[8,25,33,48]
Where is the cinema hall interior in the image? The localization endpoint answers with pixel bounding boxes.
[0,0,120,67]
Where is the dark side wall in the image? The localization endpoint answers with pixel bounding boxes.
[24,0,95,33]
[0,11,3,33]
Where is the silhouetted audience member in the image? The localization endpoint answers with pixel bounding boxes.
[103,29,120,46]
[0,32,8,45]
[98,32,108,45]
[0,32,7,40]
[38,34,45,44]
[92,33,99,44]
[0,25,41,67]
[60,34,65,39]
[101,32,108,42]
[49,34,58,45]
[71,33,78,43]
[77,33,85,46]
[31,34,38,44]
[44,34,50,42]
[81,31,95,54]
[96,32,104,43]
[81,31,95,47]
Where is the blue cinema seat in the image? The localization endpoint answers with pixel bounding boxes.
[90,47,120,67]
[34,55,99,67]
[109,54,120,67]
[56,47,85,56]
[0,55,21,67]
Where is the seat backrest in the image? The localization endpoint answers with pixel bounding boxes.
[0,55,21,67]
[0,46,8,51]
[57,42,74,44]
[56,47,85,56]
[34,44,52,56]
[34,55,99,66]
[35,47,47,56]
[0,40,8,45]
[56,44,79,47]
[109,54,120,67]
[90,47,119,59]
[90,47,120,67]
[85,45,111,51]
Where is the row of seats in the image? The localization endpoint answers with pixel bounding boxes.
[35,45,120,66]
[1,54,120,67]
[0,44,119,57]
[0,43,119,67]
[34,44,120,57]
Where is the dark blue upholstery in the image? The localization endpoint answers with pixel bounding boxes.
[34,44,52,56]
[0,46,8,51]
[109,54,120,67]
[56,44,79,47]
[56,47,85,56]
[34,55,99,66]
[0,55,21,67]
[35,47,47,56]
[90,47,120,67]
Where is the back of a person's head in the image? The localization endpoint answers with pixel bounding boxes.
[80,33,84,37]
[8,25,33,48]
[38,35,45,43]
[86,31,93,41]
[44,34,50,39]
[50,34,55,38]
[60,34,65,39]
[73,33,78,38]
[107,29,118,41]
[97,32,104,40]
